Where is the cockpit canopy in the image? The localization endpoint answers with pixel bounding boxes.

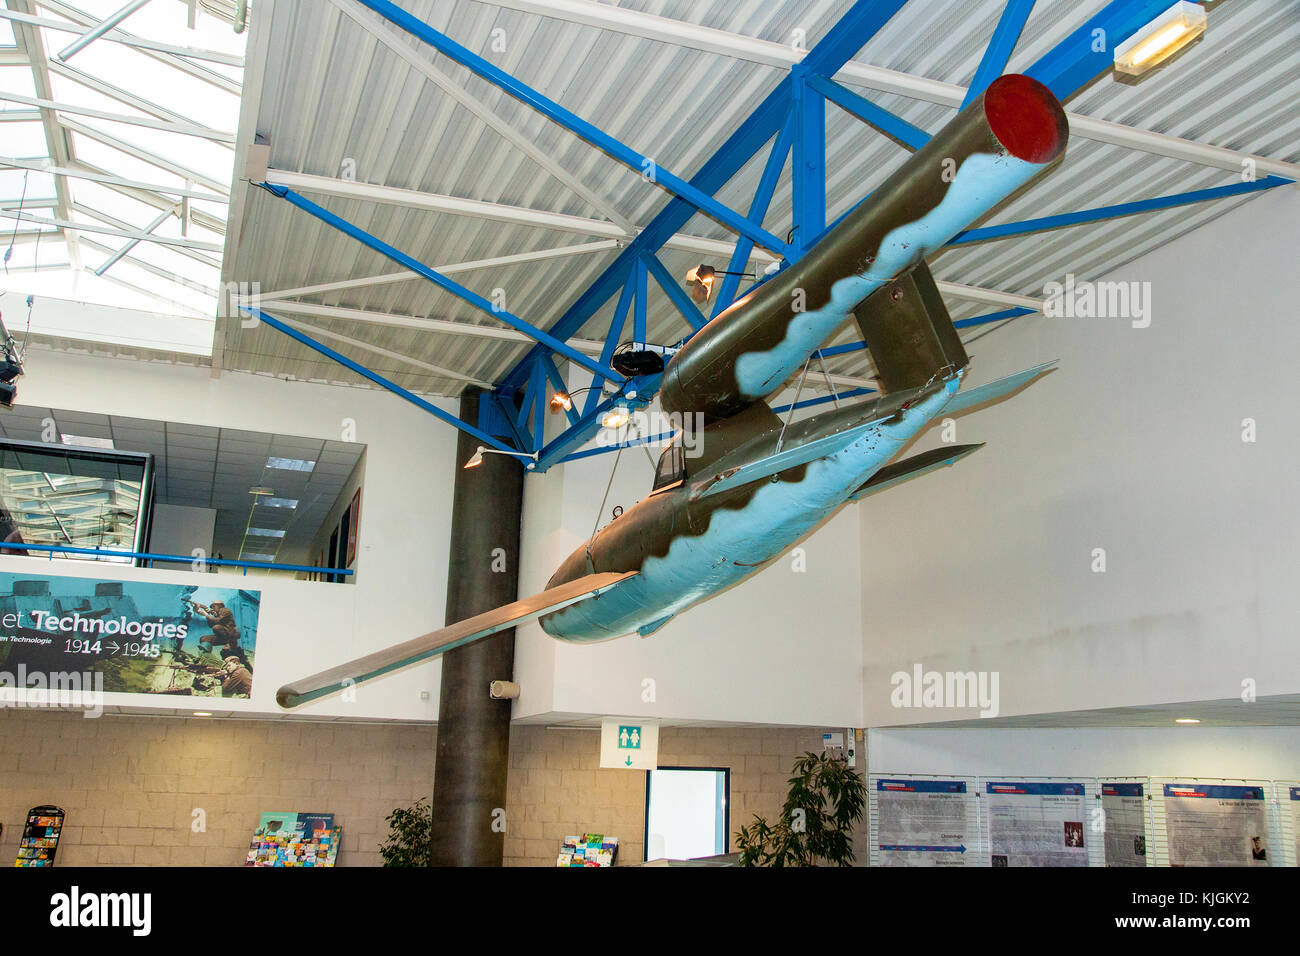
[651,438,686,491]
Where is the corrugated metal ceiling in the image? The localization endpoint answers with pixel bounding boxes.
[214,0,1299,397]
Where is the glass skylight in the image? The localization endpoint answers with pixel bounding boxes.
[0,0,246,355]
[257,496,297,509]
[267,456,314,472]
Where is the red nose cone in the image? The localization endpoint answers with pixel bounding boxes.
[983,74,1068,164]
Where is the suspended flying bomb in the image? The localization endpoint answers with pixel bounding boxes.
[277,74,1068,709]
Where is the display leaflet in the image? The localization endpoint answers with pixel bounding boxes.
[986,781,1088,867]
[1100,782,1146,867]
[876,779,971,867]
[1163,784,1270,867]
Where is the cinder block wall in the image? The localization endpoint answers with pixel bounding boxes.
[0,711,435,867]
[505,725,868,865]
[0,711,866,866]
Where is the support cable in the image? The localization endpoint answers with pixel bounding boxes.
[776,358,812,454]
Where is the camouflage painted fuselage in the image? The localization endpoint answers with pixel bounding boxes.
[541,74,1068,643]
[540,379,960,641]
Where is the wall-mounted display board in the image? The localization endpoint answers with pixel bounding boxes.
[1100,781,1149,867]
[15,805,64,866]
[0,573,259,698]
[1285,784,1300,868]
[1159,783,1271,867]
[872,779,974,867]
[245,811,340,867]
[986,781,1089,867]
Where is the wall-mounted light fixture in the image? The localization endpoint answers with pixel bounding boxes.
[464,446,539,470]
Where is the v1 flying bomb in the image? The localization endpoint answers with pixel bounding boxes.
[277,74,1068,709]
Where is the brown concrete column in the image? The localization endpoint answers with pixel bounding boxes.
[429,387,523,866]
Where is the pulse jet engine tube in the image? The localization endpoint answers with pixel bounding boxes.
[658,74,1069,422]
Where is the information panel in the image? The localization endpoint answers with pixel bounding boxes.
[0,572,259,698]
[875,779,971,867]
[986,781,1088,867]
[1163,784,1270,867]
[1291,787,1300,866]
[1100,782,1147,867]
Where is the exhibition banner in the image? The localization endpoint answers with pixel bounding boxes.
[1162,783,1270,867]
[986,781,1088,867]
[875,779,971,867]
[0,571,259,699]
[1100,782,1147,867]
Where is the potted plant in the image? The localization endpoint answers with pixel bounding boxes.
[735,751,866,866]
[378,797,432,867]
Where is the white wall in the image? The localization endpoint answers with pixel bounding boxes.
[868,727,1300,781]
[9,348,460,719]
[859,187,1300,726]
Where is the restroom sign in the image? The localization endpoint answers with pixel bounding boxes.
[600,718,659,770]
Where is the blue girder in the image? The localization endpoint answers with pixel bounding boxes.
[253,0,1273,473]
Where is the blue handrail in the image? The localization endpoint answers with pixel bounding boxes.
[0,541,354,576]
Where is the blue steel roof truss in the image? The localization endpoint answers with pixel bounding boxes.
[249,0,1291,467]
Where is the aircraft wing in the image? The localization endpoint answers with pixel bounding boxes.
[847,443,985,501]
[690,416,889,501]
[943,361,1057,416]
[276,571,637,708]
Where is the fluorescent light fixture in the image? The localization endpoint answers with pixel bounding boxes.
[60,434,115,449]
[1174,717,1200,724]
[258,497,298,509]
[267,456,316,472]
[1114,1,1207,76]
[248,485,274,497]
[247,528,286,539]
[241,552,276,562]
[193,712,212,717]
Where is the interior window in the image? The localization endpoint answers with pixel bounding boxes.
[644,767,730,861]
[652,440,686,491]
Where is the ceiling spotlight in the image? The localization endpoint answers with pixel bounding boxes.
[1114,1,1207,76]
[463,445,539,470]
[684,264,717,304]
[601,407,631,430]
[548,386,606,414]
